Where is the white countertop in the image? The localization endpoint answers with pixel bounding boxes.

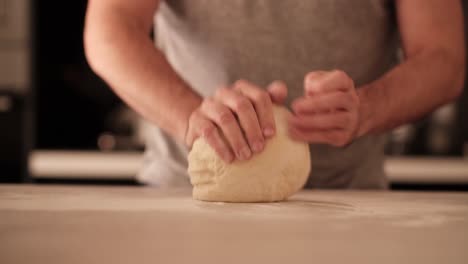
[1,184,467,264]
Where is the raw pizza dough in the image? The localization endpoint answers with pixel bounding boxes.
[188,106,311,202]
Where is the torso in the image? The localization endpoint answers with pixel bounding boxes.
[139,0,399,188]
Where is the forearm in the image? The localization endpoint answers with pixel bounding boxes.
[357,48,465,137]
[84,6,201,143]
[357,0,465,138]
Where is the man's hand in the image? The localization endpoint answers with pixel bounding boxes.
[185,80,287,163]
[289,70,360,147]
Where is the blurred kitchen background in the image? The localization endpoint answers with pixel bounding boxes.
[1,0,467,190]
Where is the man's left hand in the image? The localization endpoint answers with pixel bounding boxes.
[289,70,360,147]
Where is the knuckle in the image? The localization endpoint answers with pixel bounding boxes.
[305,77,323,92]
[200,123,216,138]
[201,97,214,108]
[254,90,270,103]
[218,110,235,125]
[332,69,347,79]
[333,70,353,87]
[214,87,228,98]
[305,72,321,82]
[233,79,249,88]
[271,80,286,88]
[233,97,251,112]
[310,81,323,92]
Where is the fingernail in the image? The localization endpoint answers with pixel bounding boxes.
[239,147,251,160]
[252,141,264,153]
[263,127,275,137]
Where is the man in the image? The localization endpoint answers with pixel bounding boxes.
[84,0,465,188]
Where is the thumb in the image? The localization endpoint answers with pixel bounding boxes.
[267,80,288,104]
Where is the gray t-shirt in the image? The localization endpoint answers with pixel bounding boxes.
[138,0,399,189]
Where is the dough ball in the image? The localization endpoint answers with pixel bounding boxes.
[188,106,311,202]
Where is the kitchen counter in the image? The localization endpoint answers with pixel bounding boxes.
[1,185,468,264]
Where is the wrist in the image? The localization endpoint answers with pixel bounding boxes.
[356,84,375,138]
[178,96,203,145]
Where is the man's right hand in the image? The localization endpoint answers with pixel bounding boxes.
[185,80,287,163]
